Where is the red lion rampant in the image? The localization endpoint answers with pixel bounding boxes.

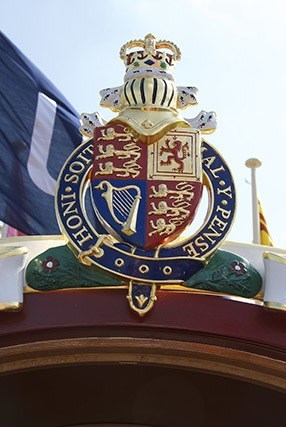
[159,138,190,173]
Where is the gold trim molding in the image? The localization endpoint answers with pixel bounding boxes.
[0,337,284,392]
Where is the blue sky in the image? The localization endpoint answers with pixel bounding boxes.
[2,0,286,247]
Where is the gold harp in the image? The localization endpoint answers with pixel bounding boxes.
[95,181,141,236]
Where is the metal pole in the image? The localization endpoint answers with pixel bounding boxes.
[245,158,262,244]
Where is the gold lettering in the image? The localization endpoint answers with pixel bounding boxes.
[64,173,79,184]
[203,156,216,169]
[216,205,231,220]
[203,156,225,178]
[217,185,232,198]
[72,226,93,246]
[66,215,83,229]
[210,215,227,232]
[209,165,225,178]
[61,200,78,217]
[184,242,200,257]
[69,161,85,174]
[194,236,209,252]
[77,144,94,164]
[203,227,222,244]
[61,193,76,201]
[83,143,94,155]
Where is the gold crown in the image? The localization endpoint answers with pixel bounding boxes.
[119,34,181,76]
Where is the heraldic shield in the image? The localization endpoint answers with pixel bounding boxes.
[91,123,203,249]
[53,34,239,316]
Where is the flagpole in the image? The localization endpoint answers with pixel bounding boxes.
[245,158,262,244]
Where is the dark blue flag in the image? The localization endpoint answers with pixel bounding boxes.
[0,31,82,235]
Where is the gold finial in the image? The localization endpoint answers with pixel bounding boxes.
[144,33,156,54]
[245,158,262,168]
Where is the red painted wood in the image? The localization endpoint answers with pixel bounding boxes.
[0,290,285,359]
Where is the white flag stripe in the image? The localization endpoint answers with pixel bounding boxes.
[27,92,57,195]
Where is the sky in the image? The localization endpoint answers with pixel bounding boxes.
[1,0,286,248]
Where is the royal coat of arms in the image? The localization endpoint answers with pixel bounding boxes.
[56,34,238,315]
[91,124,202,249]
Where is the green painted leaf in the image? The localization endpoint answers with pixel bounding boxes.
[184,249,262,298]
[26,245,122,291]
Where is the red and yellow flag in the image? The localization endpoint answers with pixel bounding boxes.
[258,200,273,246]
